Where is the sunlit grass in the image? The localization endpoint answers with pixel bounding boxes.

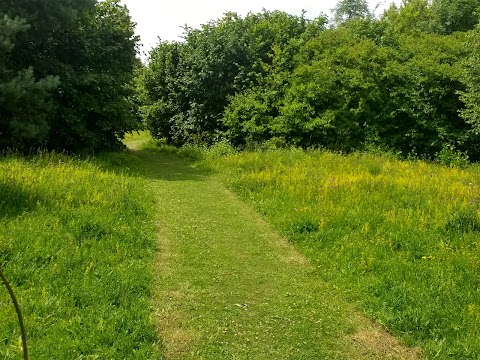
[205,149,480,359]
[123,131,153,151]
[0,152,160,359]
[125,142,420,359]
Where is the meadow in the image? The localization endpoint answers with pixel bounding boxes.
[0,152,160,359]
[2,137,480,359]
[204,148,480,359]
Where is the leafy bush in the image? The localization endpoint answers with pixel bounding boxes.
[435,144,470,168]
[140,8,480,160]
[140,10,327,145]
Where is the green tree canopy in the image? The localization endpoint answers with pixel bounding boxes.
[460,21,480,139]
[0,0,140,152]
[430,0,480,34]
[141,10,326,145]
[332,0,371,25]
[382,0,480,34]
[381,0,433,34]
[139,8,480,159]
[0,13,59,150]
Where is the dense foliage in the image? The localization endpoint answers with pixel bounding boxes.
[332,0,371,25]
[139,11,327,145]
[0,0,139,152]
[460,22,480,136]
[141,1,480,160]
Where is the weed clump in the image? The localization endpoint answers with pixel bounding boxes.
[289,218,320,235]
[445,209,480,233]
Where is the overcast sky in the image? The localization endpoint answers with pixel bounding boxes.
[119,0,400,58]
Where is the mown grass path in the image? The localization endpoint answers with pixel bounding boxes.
[126,142,421,359]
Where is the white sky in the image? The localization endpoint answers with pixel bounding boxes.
[120,0,400,58]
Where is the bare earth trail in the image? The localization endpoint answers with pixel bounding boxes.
[126,142,421,360]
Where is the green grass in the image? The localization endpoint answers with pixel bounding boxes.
[203,148,480,359]
[123,131,153,151]
[126,141,420,359]
[0,152,160,359]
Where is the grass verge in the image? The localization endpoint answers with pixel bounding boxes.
[0,152,160,359]
[204,148,480,359]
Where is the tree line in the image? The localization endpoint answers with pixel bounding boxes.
[0,0,139,152]
[2,0,480,159]
[139,0,480,160]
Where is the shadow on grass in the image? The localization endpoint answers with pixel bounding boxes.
[0,182,39,219]
[96,147,214,182]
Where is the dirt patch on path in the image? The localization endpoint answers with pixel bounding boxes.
[351,322,422,359]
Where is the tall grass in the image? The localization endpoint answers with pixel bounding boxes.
[0,152,159,359]
[206,149,480,359]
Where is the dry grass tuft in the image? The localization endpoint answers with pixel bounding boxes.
[351,325,422,360]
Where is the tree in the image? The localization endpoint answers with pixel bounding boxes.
[381,0,433,34]
[139,41,186,143]
[141,10,323,145]
[460,22,480,141]
[0,0,140,152]
[378,32,468,156]
[332,0,371,25]
[223,21,470,156]
[222,18,327,147]
[47,0,140,152]
[0,14,59,150]
[382,0,480,35]
[430,0,480,34]
[141,6,476,158]
[278,27,389,150]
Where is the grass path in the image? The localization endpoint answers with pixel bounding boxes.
[126,142,421,359]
